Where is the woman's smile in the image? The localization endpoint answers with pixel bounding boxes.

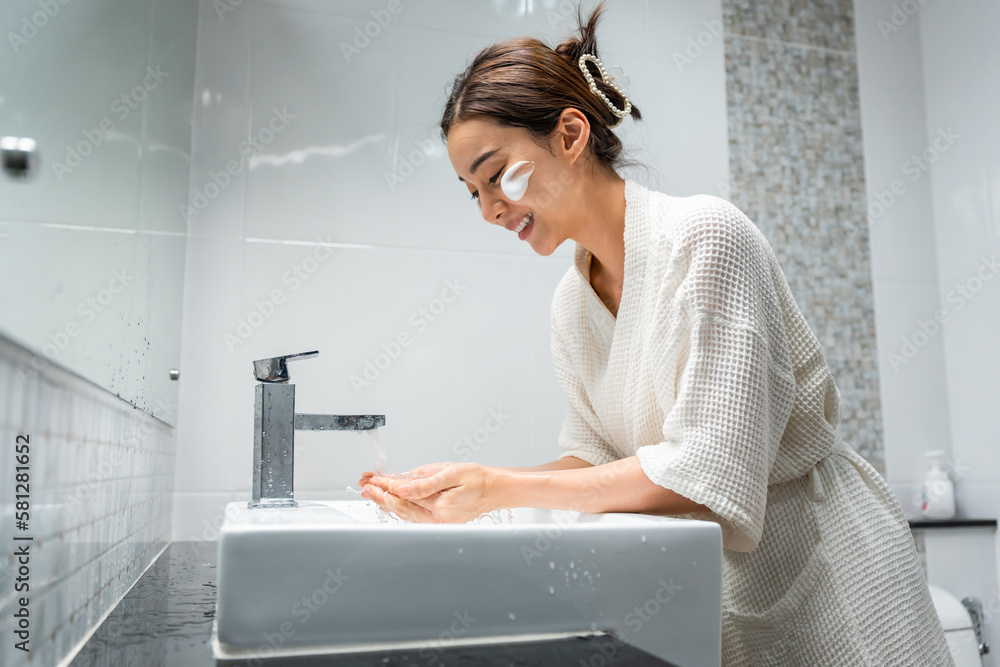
[513,211,534,238]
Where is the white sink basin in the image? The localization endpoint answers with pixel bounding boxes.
[213,500,722,665]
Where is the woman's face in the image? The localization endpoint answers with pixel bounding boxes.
[446,118,579,256]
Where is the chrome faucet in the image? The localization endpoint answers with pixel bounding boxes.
[250,350,385,509]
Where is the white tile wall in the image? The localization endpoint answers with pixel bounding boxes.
[856,0,1000,501]
[172,0,730,539]
[852,0,953,485]
[855,0,1000,646]
[0,334,175,667]
[920,4,1000,639]
[0,2,193,664]
[0,0,198,424]
[919,0,1000,491]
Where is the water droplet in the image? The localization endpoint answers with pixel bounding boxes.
[457,548,463,554]
[508,612,516,621]
[548,561,555,569]
[641,535,646,542]
[548,586,555,595]
[569,560,574,568]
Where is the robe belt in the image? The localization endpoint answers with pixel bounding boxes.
[804,431,846,503]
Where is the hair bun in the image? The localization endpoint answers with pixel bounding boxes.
[440,0,642,174]
[553,1,604,63]
[553,1,640,127]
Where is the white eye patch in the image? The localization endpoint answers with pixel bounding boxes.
[500,160,534,201]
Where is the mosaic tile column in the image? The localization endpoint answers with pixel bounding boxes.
[0,334,176,666]
[721,0,883,470]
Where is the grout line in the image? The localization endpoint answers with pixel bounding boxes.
[0,334,178,428]
[240,235,575,261]
[0,220,186,236]
[5,506,173,615]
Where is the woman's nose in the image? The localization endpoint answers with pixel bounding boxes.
[481,193,507,226]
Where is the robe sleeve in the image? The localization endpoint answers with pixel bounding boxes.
[550,312,620,467]
[636,196,797,552]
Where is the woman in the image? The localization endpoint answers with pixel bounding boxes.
[360,3,952,664]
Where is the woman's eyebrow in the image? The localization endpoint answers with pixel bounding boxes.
[469,149,499,173]
[457,149,499,182]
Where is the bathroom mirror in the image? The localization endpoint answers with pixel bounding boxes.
[0,0,199,424]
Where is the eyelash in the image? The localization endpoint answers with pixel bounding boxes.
[470,166,505,202]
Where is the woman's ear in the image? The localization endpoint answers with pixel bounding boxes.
[554,107,592,166]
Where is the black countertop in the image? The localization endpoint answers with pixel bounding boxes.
[908,518,997,530]
[69,541,676,666]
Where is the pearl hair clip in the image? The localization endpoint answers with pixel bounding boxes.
[577,53,632,129]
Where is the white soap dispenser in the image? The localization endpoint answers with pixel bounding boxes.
[920,450,956,520]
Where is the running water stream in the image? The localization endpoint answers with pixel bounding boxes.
[367,426,387,475]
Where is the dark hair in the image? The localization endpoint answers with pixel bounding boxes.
[439,1,642,173]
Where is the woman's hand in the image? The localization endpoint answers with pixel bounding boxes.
[357,462,448,490]
[360,462,502,523]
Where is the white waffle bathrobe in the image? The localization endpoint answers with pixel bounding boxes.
[551,179,953,666]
